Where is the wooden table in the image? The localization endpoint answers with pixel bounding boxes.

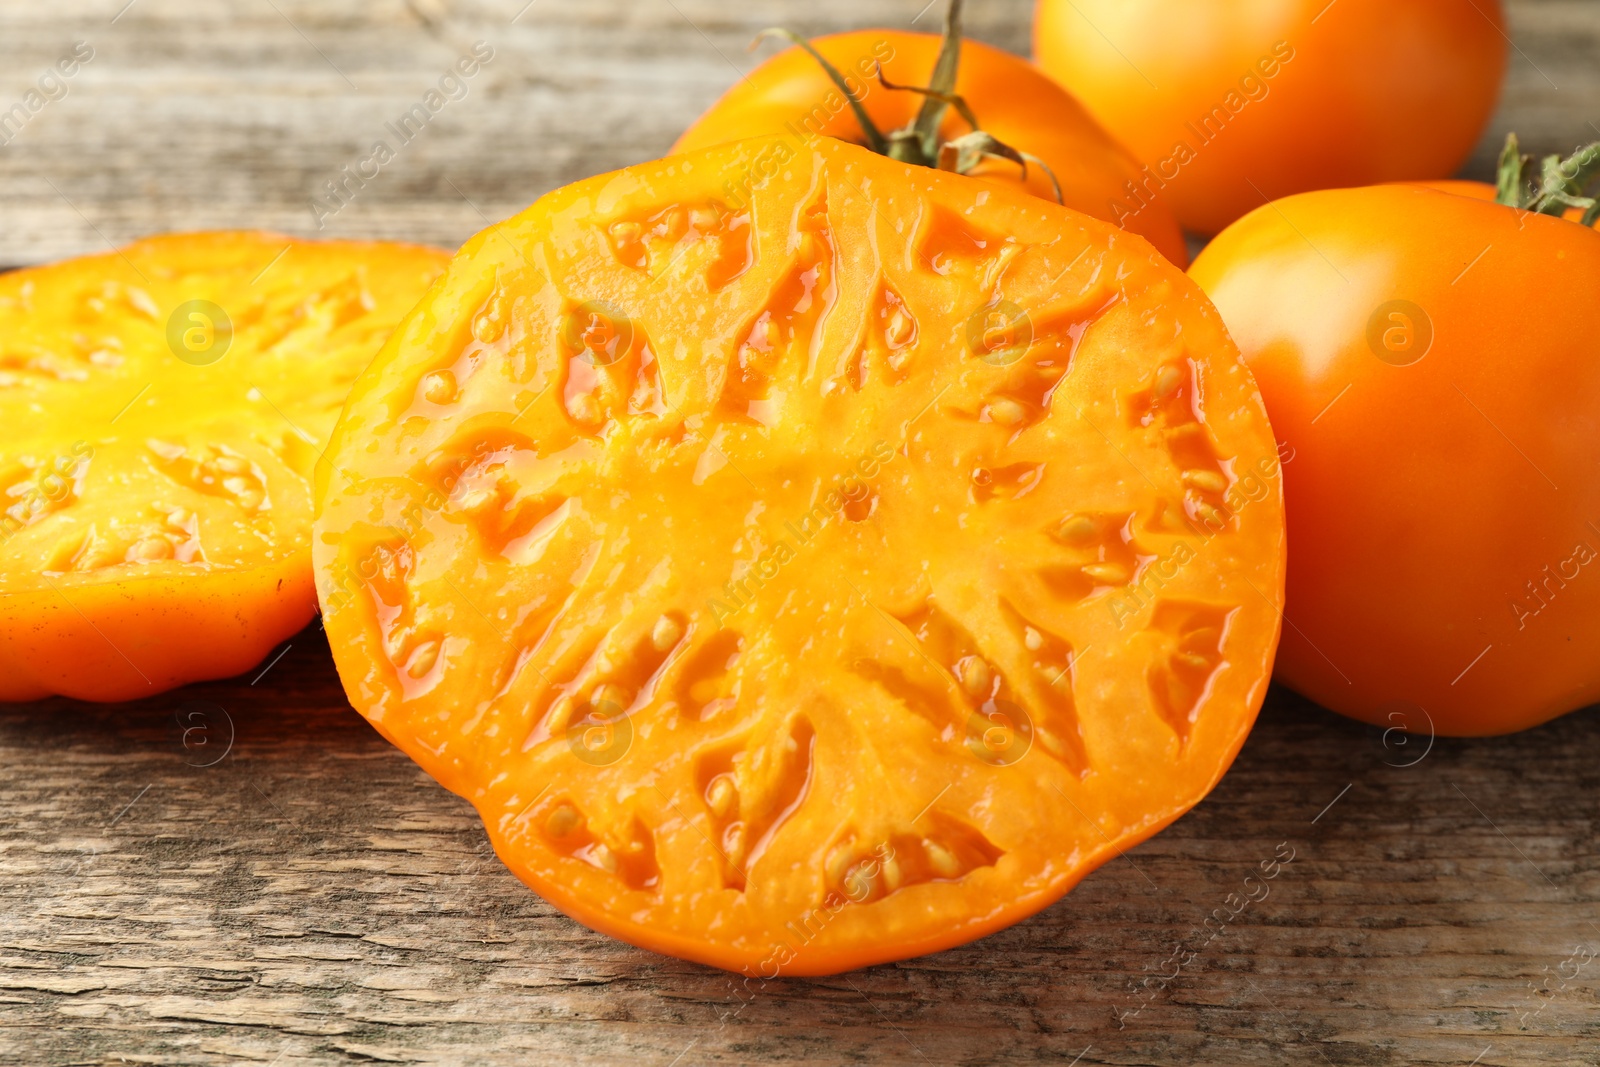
[3,2,1598,1064]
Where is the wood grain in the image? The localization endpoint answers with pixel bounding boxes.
[4,634,1599,1065]
[3,1,1600,1064]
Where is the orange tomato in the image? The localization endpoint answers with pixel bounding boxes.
[1191,183,1600,735]
[1035,0,1508,234]
[315,137,1285,973]
[0,233,448,702]
[672,24,1188,266]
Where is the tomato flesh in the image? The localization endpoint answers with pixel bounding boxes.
[0,233,449,701]
[315,138,1285,973]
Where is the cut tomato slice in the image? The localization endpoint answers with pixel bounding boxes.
[315,138,1285,974]
[0,232,449,702]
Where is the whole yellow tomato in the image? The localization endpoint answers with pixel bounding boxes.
[1191,144,1600,736]
[1035,0,1508,234]
[674,2,1187,265]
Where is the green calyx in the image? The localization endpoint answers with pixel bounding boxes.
[751,0,1063,203]
[1495,133,1600,226]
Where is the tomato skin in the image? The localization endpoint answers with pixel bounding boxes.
[0,558,312,703]
[1409,179,1599,227]
[673,29,1188,266]
[1191,185,1600,736]
[1413,180,1499,202]
[1035,0,1508,235]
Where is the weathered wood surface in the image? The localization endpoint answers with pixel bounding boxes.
[2,1,1599,1064]
[5,636,1600,1065]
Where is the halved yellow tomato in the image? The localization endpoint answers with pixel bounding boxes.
[0,232,448,701]
[315,138,1285,973]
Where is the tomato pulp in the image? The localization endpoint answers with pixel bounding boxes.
[315,138,1286,972]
